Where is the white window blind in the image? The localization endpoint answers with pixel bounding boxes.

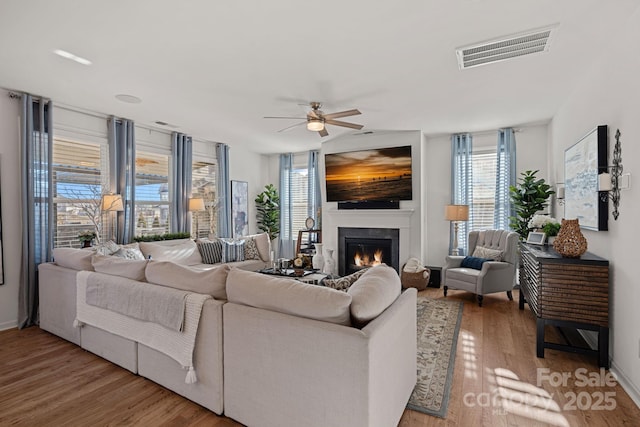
[471,150,497,231]
[52,138,108,247]
[134,150,170,237]
[191,160,217,238]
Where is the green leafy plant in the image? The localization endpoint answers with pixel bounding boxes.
[542,221,561,237]
[509,170,555,240]
[78,230,97,242]
[132,232,192,242]
[255,184,280,241]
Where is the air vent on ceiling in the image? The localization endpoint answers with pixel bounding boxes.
[456,24,558,70]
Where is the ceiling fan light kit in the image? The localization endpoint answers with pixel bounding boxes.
[266,101,363,137]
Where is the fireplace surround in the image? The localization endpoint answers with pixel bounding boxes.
[338,227,400,276]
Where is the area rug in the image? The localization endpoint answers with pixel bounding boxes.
[406,296,464,418]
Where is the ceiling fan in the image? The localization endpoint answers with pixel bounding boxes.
[264,102,363,137]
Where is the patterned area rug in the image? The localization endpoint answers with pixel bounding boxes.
[406,296,464,418]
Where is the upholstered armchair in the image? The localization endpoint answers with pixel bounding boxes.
[442,229,519,307]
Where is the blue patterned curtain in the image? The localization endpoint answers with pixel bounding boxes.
[216,143,231,237]
[170,132,192,233]
[279,153,294,259]
[108,117,136,244]
[19,94,54,328]
[450,133,473,255]
[307,150,321,228]
[494,128,517,230]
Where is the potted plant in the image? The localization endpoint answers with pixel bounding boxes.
[509,170,555,240]
[529,214,561,244]
[255,184,280,242]
[78,230,97,248]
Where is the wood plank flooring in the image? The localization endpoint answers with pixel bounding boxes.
[1,288,638,426]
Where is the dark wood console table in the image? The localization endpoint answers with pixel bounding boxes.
[519,243,609,368]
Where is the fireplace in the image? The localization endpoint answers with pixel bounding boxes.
[338,227,400,276]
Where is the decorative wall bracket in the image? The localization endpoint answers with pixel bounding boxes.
[598,129,623,220]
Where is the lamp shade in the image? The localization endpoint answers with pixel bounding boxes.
[445,204,469,221]
[307,119,324,132]
[188,197,205,212]
[102,194,124,212]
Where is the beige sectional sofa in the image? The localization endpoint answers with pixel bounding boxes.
[38,235,417,427]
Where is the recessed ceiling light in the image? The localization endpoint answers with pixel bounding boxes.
[115,94,142,104]
[53,49,92,66]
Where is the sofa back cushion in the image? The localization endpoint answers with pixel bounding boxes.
[226,268,352,326]
[52,248,94,271]
[91,255,148,281]
[146,261,230,300]
[138,239,203,265]
[347,265,401,325]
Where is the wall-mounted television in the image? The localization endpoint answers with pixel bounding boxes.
[324,145,413,203]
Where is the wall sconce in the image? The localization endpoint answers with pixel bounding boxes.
[556,184,565,206]
[445,204,469,256]
[598,129,630,220]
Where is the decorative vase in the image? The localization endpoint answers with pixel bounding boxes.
[553,218,587,258]
[312,243,324,270]
[323,248,336,275]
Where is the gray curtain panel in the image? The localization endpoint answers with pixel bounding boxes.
[170,132,193,233]
[450,133,473,255]
[108,117,136,244]
[494,128,517,230]
[216,143,231,238]
[278,153,294,259]
[307,150,322,228]
[19,94,54,328]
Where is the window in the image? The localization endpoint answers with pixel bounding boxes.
[134,151,170,237]
[191,160,217,238]
[291,166,309,234]
[470,149,497,231]
[52,138,108,248]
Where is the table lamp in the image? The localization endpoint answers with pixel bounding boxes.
[445,204,469,256]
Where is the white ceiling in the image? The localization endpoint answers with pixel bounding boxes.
[1,0,637,154]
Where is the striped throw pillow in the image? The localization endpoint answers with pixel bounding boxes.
[197,239,223,264]
[221,239,245,263]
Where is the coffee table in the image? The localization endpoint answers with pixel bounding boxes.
[257,268,328,285]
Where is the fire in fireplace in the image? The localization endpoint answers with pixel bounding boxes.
[338,227,400,276]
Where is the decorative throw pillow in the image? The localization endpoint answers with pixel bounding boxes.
[197,239,223,264]
[244,238,261,260]
[472,246,503,261]
[460,256,490,270]
[221,239,246,263]
[95,240,120,256]
[112,242,145,260]
[321,268,370,292]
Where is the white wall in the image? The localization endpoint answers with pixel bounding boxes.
[424,123,549,267]
[0,90,24,330]
[549,8,640,405]
[228,147,270,235]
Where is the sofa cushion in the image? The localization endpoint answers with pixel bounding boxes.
[92,255,148,281]
[197,239,223,264]
[472,245,503,261]
[226,268,352,326]
[321,268,369,292]
[146,261,230,300]
[347,265,401,325]
[460,256,489,270]
[52,248,94,271]
[139,240,203,265]
[112,242,146,260]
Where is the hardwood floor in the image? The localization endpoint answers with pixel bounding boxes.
[1,288,638,426]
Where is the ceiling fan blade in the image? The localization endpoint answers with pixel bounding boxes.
[323,109,361,120]
[325,119,363,130]
[318,128,329,137]
[264,116,306,119]
[277,122,306,132]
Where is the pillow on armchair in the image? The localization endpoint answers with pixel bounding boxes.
[472,246,503,261]
[460,256,490,270]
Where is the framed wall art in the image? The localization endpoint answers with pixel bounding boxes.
[231,180,248,237]
[564,125,608,231]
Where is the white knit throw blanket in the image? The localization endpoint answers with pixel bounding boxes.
[75,271,211,384]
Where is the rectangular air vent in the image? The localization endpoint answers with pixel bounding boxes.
[456,25,558,70]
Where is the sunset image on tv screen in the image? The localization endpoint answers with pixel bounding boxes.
[324,146,412,202]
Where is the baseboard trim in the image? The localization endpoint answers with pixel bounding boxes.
[611,360,640,410]
[0,320,18,331]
